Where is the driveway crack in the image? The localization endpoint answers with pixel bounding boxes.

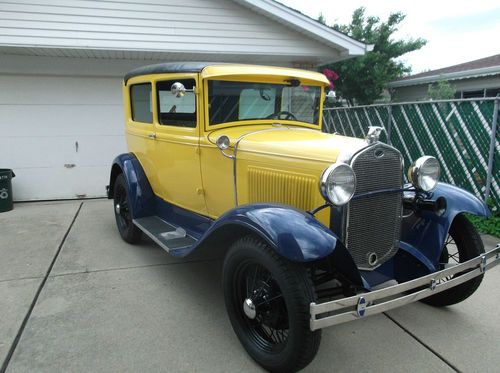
[0,202,83,373]
[383,312,460,372]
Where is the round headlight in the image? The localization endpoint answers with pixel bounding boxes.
[320,163,356,206]
[408,156,440,192]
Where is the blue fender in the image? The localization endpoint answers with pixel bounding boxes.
[211,204,336,262]
[108,155,363,286]
[199,204,363,286]
[108,153,156,219]
[400,182,490,267]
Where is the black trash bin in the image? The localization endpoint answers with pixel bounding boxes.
[0,169,15,212]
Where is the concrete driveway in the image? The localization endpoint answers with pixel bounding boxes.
[0,200,498,372]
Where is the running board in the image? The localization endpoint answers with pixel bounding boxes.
[133,216,197,252]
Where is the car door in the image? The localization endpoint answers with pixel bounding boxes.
[152,75,207,215]
[126,81,158,190]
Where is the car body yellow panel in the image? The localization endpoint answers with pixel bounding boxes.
[122,64,356,225]
[201,64,330,85]
[124,73,208,215]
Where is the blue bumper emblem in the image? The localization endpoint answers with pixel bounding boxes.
[357,296,367,317]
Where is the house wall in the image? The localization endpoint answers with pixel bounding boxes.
[392,75,500,102]
[0,0,348,200]
[0,0,336,64]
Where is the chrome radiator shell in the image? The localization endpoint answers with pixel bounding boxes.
[345,143,404,270]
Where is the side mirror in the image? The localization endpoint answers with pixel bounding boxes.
[326,90,336,103]
[171,82,186,97]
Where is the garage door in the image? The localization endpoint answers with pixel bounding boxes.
[0,74,127,200]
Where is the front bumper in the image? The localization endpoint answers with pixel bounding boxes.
[310,244,500,331]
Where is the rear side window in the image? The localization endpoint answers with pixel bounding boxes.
[130,83,152,123]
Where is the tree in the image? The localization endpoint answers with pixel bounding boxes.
[428,79,457,100]
[318,12,327,25]
[322,8,426,106]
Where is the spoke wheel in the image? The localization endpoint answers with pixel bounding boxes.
[113,174,142,244]
[422,214,484,307]
[235,261,289,352]
[223,236,321,372]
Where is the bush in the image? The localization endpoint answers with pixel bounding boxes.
[466,199,500,237]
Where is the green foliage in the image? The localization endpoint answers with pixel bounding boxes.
[322,7,426,105]
[428,80,457,100]
[318,12,327,25]
[467,198,500,237]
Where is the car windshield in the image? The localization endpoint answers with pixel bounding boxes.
[208,80,321,126]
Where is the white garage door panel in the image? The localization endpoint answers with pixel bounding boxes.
[0,72,129,200]
[0,135,126,168]
[0,105,124,137]
[0,136,77,168]
[12,165,113,200]
[0,76,122,105]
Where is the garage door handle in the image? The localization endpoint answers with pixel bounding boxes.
[148,133,156,139]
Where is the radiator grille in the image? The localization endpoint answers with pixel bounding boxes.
[346,144,403,269]
[248,167,316,211]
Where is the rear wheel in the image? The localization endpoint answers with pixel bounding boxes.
[223,236,321,372]
[113,174,142,244]
[422,214,484,307]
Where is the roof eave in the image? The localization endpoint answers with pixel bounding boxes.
[231,0,371,62]
[388,65,500,88]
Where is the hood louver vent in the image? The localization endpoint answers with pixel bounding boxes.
[248,167,317,211]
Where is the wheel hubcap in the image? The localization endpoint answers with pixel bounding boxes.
[243,298,256,319]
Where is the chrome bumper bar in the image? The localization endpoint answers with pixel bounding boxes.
[310,244,500,331]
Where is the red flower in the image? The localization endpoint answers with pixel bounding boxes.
[322,68,339,89]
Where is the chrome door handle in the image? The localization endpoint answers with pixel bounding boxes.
[148,133,156,139]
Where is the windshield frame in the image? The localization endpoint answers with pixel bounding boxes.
[203,77,326,131]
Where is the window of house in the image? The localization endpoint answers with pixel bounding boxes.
[130,83,152,123]
[157,79,196,127]
[486,88,500,97]
[461,90,485,99]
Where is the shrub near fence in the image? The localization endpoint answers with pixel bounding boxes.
[323,98,500,209]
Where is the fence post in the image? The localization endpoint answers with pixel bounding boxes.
[386,105,392,145]
[484,97,499,202]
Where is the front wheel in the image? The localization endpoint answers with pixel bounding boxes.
[223,236,321,372]
[422,214,485,307]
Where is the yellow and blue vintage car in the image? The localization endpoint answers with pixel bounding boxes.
[108,62,500,372]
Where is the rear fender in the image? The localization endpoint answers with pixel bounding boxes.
[108,153,156,219]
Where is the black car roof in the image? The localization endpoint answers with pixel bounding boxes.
[124,62,215,83]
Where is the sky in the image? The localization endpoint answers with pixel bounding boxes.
[279,0,500,74]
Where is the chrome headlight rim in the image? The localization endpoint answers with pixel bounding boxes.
[319,163,357,206]
[408,156,440,192]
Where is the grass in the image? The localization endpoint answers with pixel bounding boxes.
[466,199,500,238]
[467,214,500,238]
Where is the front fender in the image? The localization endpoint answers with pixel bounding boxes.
[109,153,156,219]
[213,204,336,262]
[401,182,490,266]
[203,204,363,286]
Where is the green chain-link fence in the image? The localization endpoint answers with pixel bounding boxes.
[323,98,500,209]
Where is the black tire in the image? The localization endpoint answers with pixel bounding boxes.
[113,174,142,244]
[422,214,484,307]
[223,235,321,372]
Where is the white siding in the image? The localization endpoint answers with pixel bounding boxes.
[0,0,337,64]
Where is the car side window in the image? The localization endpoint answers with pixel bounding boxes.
[130,83,152,123]
[157,79,196,128]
